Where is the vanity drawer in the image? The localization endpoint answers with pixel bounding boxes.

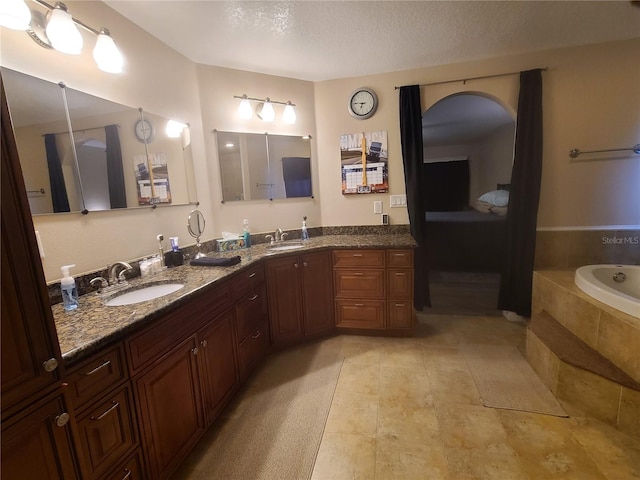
[102,449,144,480]
[387,269,414,299]
[235,286,268,342]
[75,384,137,480]
[67,344,127,410]
[335,299,385,329]
[231,264,265,301]
[333,250,385,268]
[126,284,232,375]
[386,249,414,268]
[237,319,270,380]
[334,269,385,298]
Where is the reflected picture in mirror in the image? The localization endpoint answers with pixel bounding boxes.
[1,67,198,215]
[215,130,312,202]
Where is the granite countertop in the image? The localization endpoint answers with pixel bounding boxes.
[53,234,416,365]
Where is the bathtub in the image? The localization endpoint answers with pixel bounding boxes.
[575,265,640,319]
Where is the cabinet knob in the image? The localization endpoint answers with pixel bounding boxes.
[191,347,199,356]
[294,263,299,268]
[55,412,70,427]
[303,262,308,267]
[201,339,208,348]
[42,357,59,373]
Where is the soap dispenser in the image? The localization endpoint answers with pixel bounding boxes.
[301,216,310,241]
[243,219,251,247]
[60,264,79,311]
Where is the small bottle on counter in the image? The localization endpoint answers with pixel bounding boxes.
[243,219,251,247]
[60,264,79,311]
[301,216,310,241]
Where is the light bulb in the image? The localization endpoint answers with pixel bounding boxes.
[46,3,82,55]
[238,96,253,119]
[0,0,31,30]
[166,120,186,138]
[260,98,275,122]
[283,102,296,124]
[93,28,123,73]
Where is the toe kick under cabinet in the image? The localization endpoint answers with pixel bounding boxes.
[333,249,415,331]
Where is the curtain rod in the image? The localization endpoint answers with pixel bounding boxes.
[42,124,120,137]
[393,67,548,90]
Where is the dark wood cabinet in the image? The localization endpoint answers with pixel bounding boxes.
[134,336,205,480]
[333,249,415,331]
[1,389,79,480]
[197,311,239,424]
[1,76,78,478]
[267,250,334,347]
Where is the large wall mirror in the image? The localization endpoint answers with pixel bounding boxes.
[1,67,198,215]
[215,130,312,202]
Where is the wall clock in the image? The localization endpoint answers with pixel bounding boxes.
[348,87,378,120]
[134,119,155,143]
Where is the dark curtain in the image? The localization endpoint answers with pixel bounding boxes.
[498,69,544,316]
[399,85,430,308]
[282,156,312,197]
[423,160,470,211]
[105,124,127,209]
[44,134,70,213]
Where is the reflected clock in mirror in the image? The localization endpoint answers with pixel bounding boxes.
[215,130,312,202]
[1,67,198,214]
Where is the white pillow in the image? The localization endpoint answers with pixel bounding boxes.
[478,189,509,207]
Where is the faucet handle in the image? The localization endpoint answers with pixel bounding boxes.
[118,267,133,282]
[265,234,274,245]
[90,277,109,291]
[280,232,288,242]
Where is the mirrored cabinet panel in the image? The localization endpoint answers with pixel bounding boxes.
[1,67,198,215]
[215,130,312,202]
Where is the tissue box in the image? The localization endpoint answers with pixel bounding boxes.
[217,238,246,251]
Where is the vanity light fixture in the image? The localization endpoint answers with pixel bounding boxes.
[0,0,31,30]
[0,0,124,73]
[165,119,187,138]
[233,94,297,124]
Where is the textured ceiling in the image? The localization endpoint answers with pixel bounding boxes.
[105,1,640,82]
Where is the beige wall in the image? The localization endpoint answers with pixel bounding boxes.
[2,0,638,282]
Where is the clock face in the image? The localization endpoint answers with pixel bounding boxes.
[135,119,154,143]
[348,88,378,119]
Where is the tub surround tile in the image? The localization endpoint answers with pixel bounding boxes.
[556,362,622,426]
[565,292,601,349]
[525,329,560,393]
[618,387,640,440]
[597,310,640,383]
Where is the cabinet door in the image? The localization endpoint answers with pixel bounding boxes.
[301,251,334,337]
[1,81,62,412]
[134,336,204,480]
[387,269,414,299]
[198,311,239,425]
[388,301,414,329]
[266,256,304,347]
[1,390,79,480]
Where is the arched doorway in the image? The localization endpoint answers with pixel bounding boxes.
[422,93,515,314]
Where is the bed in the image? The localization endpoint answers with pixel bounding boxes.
[423,185,509,273]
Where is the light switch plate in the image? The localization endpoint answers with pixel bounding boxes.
[373,200,382,214]
[390,194,407,208]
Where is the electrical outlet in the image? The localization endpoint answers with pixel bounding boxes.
[373,200,382,214]
[381,213,389,225]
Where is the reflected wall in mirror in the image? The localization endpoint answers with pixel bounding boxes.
[1,67,198,215]
[215,130,312,202]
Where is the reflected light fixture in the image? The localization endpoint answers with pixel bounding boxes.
[165,119,187,138]
[0,0,31,30]
[0,0,125,73]
[233,94,297,124]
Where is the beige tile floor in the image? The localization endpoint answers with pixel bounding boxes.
[310,313,640,480]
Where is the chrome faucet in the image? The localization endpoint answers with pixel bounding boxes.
[274,228,283,242]
[108,261,133,285]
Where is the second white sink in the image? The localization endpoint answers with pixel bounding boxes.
[104,283,184,306]
[267,243,305,252]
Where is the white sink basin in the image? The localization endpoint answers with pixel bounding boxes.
[104,283,184,306]
[267,243,305,252]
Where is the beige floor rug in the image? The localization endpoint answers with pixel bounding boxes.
[172,340,344,480]
[461,345,568,417]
